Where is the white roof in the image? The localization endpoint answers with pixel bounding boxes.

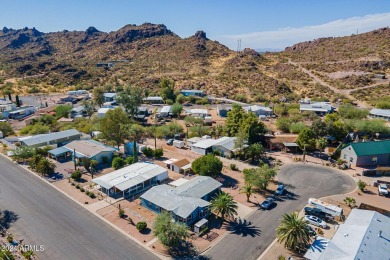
[160,106,172,113]
[192,138,219,149]
[190,109,208,114]
[244,105,272,112]
[93,162,167,191]
[169,178,189,187]
[315,209,390,260]
[192,136,236,150]
[145,96,163,101]
[370,108,390,117]
[300,102,334,112]
[103,93,117,98]
[304,236,330,260]
[187,137,203,143]
[163,158,178,164]
[97,107,113,114]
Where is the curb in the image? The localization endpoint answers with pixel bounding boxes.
[0,153,165,259]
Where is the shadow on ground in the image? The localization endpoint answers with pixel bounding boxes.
[0,210,19,229]
[225,219,261,237]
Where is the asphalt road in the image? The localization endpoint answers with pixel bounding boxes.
[204,163,356,260]
[0,156,157,260]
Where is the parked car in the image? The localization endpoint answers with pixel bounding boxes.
[304,207,333,221]
[166,139,174,145]
[378,184,388,196]
[304,215,327,229]
[260,197,275,210]
[275,184,285,195]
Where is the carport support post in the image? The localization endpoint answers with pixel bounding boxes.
[73,149,77,170]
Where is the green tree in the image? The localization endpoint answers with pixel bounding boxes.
[244,143,265,162]
[310,119,328,138]
[90,159,98,178]
[100,108,131,149]
[71,170,83,181]
[343,197,356,208]
[338,104,368,119]
[357,180,367,192]
[240,184,254,202]
[171,102,183,117]
[112,157,125,170]
[28,154,42,170]
[81,157,91,171]
[296,128,316,160]
[243,165,277,191]
[243,113,266,144]
[210,192,238,222]
[289,122,307,134]
[225,104,247,136]
[153,212,189,247]
[210,125,224,139]
[15,94,21,107]
[82,100,95,118]
[316,137,328,163]
[192,154,223,178]
[12,146,35,162]
[276,212,311,251]
[117,85,143,118]
[36,157,56,176]
[136,221,147,231]
[92,87,105,107]
[276,118,292,133]
[160,79,176,102]
[0,122,15,136]
[55,104,72,118]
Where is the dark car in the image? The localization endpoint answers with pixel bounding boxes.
[304,207,333,221]
[166,139,174,145]
[260,197,275,210]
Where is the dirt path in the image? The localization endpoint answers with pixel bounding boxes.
[288,59,370,108]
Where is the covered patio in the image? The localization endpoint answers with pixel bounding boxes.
[48,146,72,162]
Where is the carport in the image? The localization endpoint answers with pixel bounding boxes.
[48,146,71,162]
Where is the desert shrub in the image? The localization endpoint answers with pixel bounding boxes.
[230,164,238,171]
[136,221,147,231]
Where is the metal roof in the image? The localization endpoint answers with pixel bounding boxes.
[93,162,167,191]
[370,108,390,118]
[300,102,333,112]
[345,140,390,156]
[313,209,390,260]
[21,129,81,147]
[180,90,204,93]
[283,142,298,147]
[190,109,208,115]
[160,106,172,113]
[174,176,222,198]
[169,178,189,187]
[304,236,330,260]
[64,140,117,158]
[244,105,272,112]
[48,146,69,156]
[144,96,163,101]
[212,137,237,151]
[103,93,117,98]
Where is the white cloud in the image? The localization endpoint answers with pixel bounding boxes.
[216,13,390,50]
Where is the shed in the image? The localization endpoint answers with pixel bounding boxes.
[194,218,208,234]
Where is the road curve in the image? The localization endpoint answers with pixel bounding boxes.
[204,163,355,260]
[0,156,157,260]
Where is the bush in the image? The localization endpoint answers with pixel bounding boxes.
[7,234,13,243]
[71,182,75,186]
[357,180,367,192]
[80,187,85,192]
[89,192,96,199]
[85,191,90,195]
[112,157,125,170]
[136,221,147,231]
[153,148,164,158]
[142,147,154,157]
[119,209,125,218]
[76,184,80,189]
[71,170,83,181]
[230,164,238,171]
[125,156,134,165]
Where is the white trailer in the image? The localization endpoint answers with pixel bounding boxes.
[308,198,343,217]
[173,140,185,149]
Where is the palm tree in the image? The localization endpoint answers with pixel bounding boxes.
[210,192,238,223]
[36,158,56,176]
[276,212,311,251]
[315,138,327,164]
[240,184,253,202]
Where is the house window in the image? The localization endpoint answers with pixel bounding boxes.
[187,214,192,222]
[350,157,353,162]
[372,157,378,164]
[343,154,347,159]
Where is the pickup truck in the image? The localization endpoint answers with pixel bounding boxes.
[304,207,333,222]
[378,184,388,196]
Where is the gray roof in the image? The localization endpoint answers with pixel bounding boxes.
[370,108,390,118]
[174,176,222,198]
[160,106,172,113]
[21,129,81,147]
[144,96,163,101]
[244,105,272,112]
[103,93,117,98]
[48,146,70,156]
[212,137,237,151]
[141,176,221,219]
[313,209,390,260]
[180,90,204,93]
[71,106,84,113]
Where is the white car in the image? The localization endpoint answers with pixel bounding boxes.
[378,184,388,196]
[304,215,327,229]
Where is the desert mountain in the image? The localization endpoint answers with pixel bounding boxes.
[0,24,389,104]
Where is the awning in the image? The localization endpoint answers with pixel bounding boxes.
[163,158,178,164]
[182,164,192,170]
[195,218,208,228]
[48,146,70,156]
[283,142,298,147]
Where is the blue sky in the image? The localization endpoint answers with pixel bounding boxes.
[1,0,389,50]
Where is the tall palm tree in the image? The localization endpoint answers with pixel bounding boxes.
[276,212,311,251]
[210,192,238,222]
[240,184,253,202]
[315,138,327,164]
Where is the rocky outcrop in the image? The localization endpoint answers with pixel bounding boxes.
[112,23,174,44]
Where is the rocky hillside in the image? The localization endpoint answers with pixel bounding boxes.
[0,24,389,104]
[0,23,292,100]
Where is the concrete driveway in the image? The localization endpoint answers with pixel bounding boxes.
[204,163,356,260]
[0,156,157,260]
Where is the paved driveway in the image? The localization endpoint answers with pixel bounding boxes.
[204,163,356,260]
[0,156,157,260]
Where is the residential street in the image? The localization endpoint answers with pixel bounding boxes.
[0,156,157,260]
[204,163,356,260]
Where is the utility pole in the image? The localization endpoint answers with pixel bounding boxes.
[73,149,77,170]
